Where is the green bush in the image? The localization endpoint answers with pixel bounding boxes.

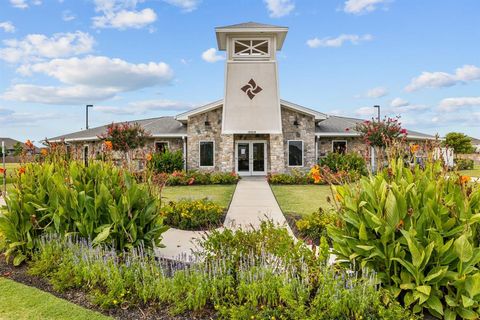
[165,170,239,186]
[149,150,184,173]
[319,152,367,176]
[295,208,337,243]
[160,199,225,230]
[28,224,416,319]
[0,161,167,265]
[328,159,480,319]
[267,169,313,185]
[455,158,475,170]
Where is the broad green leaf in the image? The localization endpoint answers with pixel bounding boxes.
[454,234,473,262]
[426,295,443,316]
[465,273,480,298]
[461,295,475,308]
[416,285,431,297]
[92,225,112,245]
[358,222,368,241]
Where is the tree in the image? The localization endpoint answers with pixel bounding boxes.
[355,117,407,148]
[443,132,474,154]
[13,142,23,156]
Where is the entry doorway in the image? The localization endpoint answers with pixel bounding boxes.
[235,140,267,176]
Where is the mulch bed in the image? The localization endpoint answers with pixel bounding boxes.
[0,254,215,320]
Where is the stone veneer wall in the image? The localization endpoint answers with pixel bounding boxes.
[317,137,369,161]
[281,107,315,172]
[68,137,185,167]
[186,106,224,171]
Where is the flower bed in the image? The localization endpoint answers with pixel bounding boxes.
[23,223,415,319]
[165,170,240,186]
[160,199,225,230]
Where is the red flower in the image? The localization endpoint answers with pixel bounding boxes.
[188,177,195,185]
[0,168,5,175]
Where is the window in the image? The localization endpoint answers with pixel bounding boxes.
[233,39,269,57]
[332,141,347,154]
[155,141,169,154]
[199,141,214,167]
[288,140,303,167]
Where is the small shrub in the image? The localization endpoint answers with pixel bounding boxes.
[454,158,474,170]
[296,208,337,243]
[149,150,184,173]
[319,151,367,176]
[267,169,313,185]
[160,199,225,230]
[164,170,239,186]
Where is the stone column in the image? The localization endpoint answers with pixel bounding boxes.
[219,134,234,172]
[270,133,285,173]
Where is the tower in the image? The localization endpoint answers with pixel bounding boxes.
[215,22,288,134]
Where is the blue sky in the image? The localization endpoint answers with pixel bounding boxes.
[1,0,480,144]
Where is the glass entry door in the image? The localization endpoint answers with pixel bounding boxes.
[236,141,267,176]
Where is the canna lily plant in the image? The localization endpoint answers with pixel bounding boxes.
[328,159,480,319]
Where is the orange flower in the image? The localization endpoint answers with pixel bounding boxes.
[146,153,153,161]
[18,167,26,175]
[309,165,322,184]
[104,140,113,151]
[25,139,34,149]
[409,144,420,153]
[0,168,6,175]
[460,175,471,184]
[41,149,48,156]
[335,193,342,202]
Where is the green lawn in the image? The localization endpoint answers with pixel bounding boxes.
[0,277,110,320]
[161,184,237,208]
[459,164,480,177]
[271,184,337,216]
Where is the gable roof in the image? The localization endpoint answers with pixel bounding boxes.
[0,137,23,150]
[175,99,328,122]
[315,115,437,140]
[48,116,187,143]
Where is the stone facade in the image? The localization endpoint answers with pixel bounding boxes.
[186,106,224,171]
[317,137,370,161]
[281,107,316,172]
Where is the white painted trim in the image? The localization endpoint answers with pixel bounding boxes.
[287,140,304,167]
[49,134,187,143]
[331,140,348,153]
[235,140,267,176]
[175,100,223,121]
[315,132,360,137]
[154,140,170,152]
[232,38,271,59]
[199,140,215,168]
[280,100,328,120]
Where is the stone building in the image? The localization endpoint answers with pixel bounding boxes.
[49,22,434,175]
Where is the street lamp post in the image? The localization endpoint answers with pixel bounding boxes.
[374,105,380,122]
[86,104,93,130]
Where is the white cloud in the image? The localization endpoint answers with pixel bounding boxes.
[0,106,58,126]
[438,97,480,112]
[95,99,193,115]
[4,55,174,105]
[0,31,94,64]
[405,64,480,92]
[355,106,376,117]
[390,97,409,108]
[9,0,41,9]
[62,10,76,21]
[366,86,388,98]
[264,0,295,18]
[163,0,200,12]
[344,0,390,15]
[2,84,118,105]
[0,22,16,33]
[92,0,157,30]
[18,55,173,91]
[10,0,28,9]
[307,34,373,48]
[201,48,225,63]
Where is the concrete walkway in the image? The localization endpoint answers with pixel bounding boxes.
[224,177,289,229]
[156,177,291,259]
